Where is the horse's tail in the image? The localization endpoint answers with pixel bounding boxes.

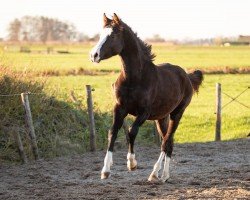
[188,70,204,93]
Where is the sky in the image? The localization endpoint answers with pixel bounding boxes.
[1,0,250,40]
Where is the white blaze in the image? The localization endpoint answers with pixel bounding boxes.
[90,27,113,63]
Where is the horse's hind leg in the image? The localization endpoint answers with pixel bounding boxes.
[148,116,169,182]
[148,107,186,183]
[161,108,186,182]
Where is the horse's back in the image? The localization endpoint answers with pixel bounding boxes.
[157,63,187,78]
[156,63,192,90]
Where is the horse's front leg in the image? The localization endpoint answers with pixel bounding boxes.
[127,111,149,171]
[101,104,127,179]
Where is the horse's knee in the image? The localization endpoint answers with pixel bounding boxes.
[161,141,166,152]
[161,138,174,158]
[128,126,139,140]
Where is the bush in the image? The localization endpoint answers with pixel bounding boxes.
[0,67,92,162]
[20,46,31,53]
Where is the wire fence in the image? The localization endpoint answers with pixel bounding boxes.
[0,63,249,163]
[0,92,44,97]
[0,87,131,163]
[0,87,102,163]
[215,84,249,141]
[222,87,250,110]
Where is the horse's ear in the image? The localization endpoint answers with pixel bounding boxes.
[113,13,120,25]
[103,13,111,27]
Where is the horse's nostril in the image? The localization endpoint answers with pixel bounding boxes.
[94,53,98,59]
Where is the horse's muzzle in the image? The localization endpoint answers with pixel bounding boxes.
[90,52,101,63]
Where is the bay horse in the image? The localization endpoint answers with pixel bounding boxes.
[90,13,203,182]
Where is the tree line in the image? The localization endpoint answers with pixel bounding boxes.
[7,16,244,45]
[8,16,99,43]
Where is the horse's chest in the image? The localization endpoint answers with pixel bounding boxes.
[115,88,138,104]
[114,86,146,112]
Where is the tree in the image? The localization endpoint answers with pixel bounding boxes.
[8,19,21,41]
[89,34,100,42]
[146,34,165,43]
[77,32,90,42]
[7,16,78,43]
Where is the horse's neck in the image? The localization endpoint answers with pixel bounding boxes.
[119,32,144,84]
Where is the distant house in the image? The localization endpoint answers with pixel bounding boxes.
[238,35,250,45]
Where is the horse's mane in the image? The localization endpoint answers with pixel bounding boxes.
[121,21,156,62]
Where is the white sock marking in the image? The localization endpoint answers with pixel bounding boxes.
[127,152,135,160]
[153,151,165,172]
[101,151,113,174]
[148,151,166,181]
[161,155,170,182]
[127,152,137,170]
[90,27,113,63]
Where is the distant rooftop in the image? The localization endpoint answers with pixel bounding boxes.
[238,35,250,43]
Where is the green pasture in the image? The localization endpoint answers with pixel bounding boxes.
[0,44,250,75]
[0,44,249,161]
[42,74,250,144]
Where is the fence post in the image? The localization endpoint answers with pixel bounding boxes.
[21,93,39,160]
[13,130,28,164]
[215,83,221,141]
[86,85,96,151]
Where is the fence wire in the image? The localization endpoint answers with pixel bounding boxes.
[222,87,250,110]
[0,89,84,98]
[0,92,45,97]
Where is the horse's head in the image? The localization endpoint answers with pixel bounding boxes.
[90,13,124,63]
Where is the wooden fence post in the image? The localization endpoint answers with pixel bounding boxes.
[21,93,39,160]
[13,130,28,164]
[86,85,96,151]
[215,83,221,141]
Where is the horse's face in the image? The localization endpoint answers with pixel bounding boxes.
[90,13,124,63]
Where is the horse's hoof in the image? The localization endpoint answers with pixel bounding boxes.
[101,172,110,179]
[148,173,160,182]
[128,164,137,171]
[127,159,137,171]
[160,176,170,183]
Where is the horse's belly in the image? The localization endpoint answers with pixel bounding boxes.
[148,104,174,120]
[121,98,176,120]
[127,105,172,120]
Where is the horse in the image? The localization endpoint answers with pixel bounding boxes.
[90,13,203,182]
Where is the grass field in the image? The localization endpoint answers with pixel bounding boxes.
[43,74,250,144]
[0,43,249,161]
[1,44,250,75]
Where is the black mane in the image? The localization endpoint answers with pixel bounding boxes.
[121,21,156,62]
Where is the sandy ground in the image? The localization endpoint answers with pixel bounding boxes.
[0,139,249,200]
